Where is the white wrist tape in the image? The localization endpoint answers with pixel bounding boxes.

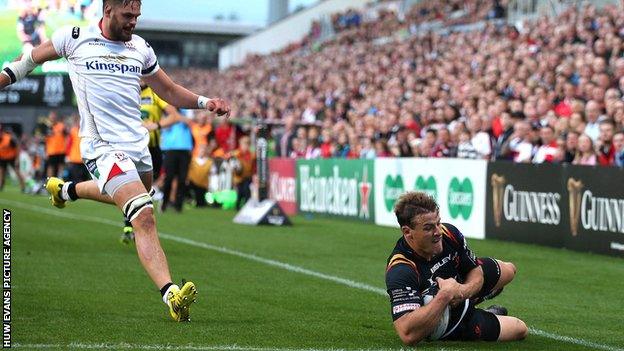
[2,50,37,84]
[197,95,210,109]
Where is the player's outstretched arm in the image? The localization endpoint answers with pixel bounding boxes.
[0,40,60,90]
[144,69,230,116]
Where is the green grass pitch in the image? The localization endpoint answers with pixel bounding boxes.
[1,186,622,351]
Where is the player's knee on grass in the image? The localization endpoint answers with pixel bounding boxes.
[496,316,528,341]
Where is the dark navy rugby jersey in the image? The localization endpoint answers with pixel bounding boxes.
[385,223,479,334]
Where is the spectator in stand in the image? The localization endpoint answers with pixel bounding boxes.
[597,119,616,166]
[334,132,351,158]
[431,127,455,158]
[375,139,391,157]
[533,126,560,164]
[305,136,321,159]
[456,129,478,159]
[360,138,376,159]
[319,129,334,158]
[468,116,491,160]
[613,131,624,167]
[584,101,603,142]
[419,129,437,157]
[569,112,587,135]
[493,112,515,160]
[509,121,534,163]
[214,118,237,153]
[396,127,414,157]
[276,116,296,157]
[165,2,624,168]
[573,134,598,166]
[562,131,579,163]
[290,137,306,158]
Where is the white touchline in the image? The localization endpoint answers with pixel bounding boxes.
[13,343,414,351]
[2,199,622,351]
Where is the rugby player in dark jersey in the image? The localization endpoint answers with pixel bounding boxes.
[385,191,527,345]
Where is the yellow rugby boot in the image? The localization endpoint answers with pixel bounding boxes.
[167,281,197,322]
[44,177,66,209]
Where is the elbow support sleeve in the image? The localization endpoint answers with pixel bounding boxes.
[2,50,37,84]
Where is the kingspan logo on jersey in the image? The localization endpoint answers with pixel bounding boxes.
[85,55,140,74]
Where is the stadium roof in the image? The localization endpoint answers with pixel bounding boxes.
[136,20,260,35]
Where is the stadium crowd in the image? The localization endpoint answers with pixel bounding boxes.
[3,0,624,204]
[170,1,624,167]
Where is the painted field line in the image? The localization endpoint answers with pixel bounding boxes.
[2,199,621,351]
[13,343,411,351]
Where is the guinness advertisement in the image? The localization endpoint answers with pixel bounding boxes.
[565,165,624,256]
[486,162,624,256]
[486,162,566,248]
[0,74,74,107]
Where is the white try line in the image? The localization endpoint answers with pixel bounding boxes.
[13,343,414,351]
[2,199,622,351]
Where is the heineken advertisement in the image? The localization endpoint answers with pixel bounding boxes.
[296,159,374,221]
[374,158,487,239]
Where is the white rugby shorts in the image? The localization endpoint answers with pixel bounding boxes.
[81,136,153,194]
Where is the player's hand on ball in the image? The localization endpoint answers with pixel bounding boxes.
[207,98,230,117]
[436,277,464,303]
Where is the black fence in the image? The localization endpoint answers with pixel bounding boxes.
[486,162,624,257]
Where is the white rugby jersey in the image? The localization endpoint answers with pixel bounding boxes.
[51,23,160,143]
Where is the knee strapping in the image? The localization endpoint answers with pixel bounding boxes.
[122,193,153,222]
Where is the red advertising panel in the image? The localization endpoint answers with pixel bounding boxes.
[269,158,297,215]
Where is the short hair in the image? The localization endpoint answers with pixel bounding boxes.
[425,128,437,137]
[599,118,615,128]
[103,0,141,10]
[394,192,439,228]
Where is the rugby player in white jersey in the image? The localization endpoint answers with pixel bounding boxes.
[0,0,230,322]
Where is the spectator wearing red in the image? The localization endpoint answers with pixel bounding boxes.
[214,118,237,153]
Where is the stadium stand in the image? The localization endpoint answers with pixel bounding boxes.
[168,1,624,166]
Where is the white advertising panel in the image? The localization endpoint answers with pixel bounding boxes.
[374,158,487,239]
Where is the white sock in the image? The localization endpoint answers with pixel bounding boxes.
[60,182,72,201]
[162,284,179,304]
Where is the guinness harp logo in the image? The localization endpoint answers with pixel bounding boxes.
[491,174,506,227]
[567,178,584,236]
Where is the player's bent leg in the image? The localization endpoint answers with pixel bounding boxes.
[111,179,197,322]
[75,180,115,204]
[112,180,172,288]
[45,177,117,208]
[492,260,516,291]
[496,315,528,341]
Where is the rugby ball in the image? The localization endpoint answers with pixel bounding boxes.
[423,294,450,340]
